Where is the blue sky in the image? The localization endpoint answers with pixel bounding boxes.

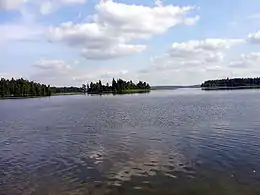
[0,0,259,86]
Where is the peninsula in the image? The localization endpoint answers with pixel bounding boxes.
[0,78,84,98]
[201,77,260,90]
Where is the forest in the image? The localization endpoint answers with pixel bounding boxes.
[87,78,151,94]
[0,78,84,98]
[201,77,260,89]
[51,86,84,94]
[0,77,150,98]
[0,78,52,98]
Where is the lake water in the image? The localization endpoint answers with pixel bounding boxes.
[1,89,260,195]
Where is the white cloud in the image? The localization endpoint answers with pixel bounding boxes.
[39,0,86,15]
[152,38,243,70]
[32,60,76,86]
[95,0,199,38]
[6,1,259,86]
[49,22,120,47]
[61,0,85,3]
[154,0,163,7]
[135,38,246,85]
[0,23,44,44]
[229,52,260,68]
[0,0,87,13]
[48,0,199,60]
[0,0,25,10]
[0,1,43,44]
[81,44,146,59]
[31,59,132,86]
[248,31,260,44]
[170,39,243,52]
[33,60,72,70]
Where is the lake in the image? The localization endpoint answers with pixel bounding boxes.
[1,89,260,195]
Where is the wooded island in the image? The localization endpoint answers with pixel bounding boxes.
[87,78,151,94]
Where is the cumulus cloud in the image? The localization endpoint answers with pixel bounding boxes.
[95,0,199,38]
[152,38,243,70]
[81,44,146,59]
[48,0,199,59]
[49,22,121,47]
[134,38,247,85]
[248,31,260,44]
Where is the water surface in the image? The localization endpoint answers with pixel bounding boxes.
[1,89,260,195]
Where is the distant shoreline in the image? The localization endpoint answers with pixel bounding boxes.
[87,89,150,95]
[201,77,260,91]
[52,92,84,96]
[202,86,260,90]
[0,90,151,99]
[0,96,45,100]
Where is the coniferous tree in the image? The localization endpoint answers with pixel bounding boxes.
[82,84,87,94]
[87,78,151,94]
[0,78,52,98]
[112,78,117,92]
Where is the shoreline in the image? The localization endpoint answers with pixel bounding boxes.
[0,90,150,99]
[87,89,151,95]
[201,86,260,90]
[0,93,84,100]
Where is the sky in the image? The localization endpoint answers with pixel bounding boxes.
[0,0,259,86]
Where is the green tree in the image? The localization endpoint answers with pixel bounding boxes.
[82,84,87,94]
[112,78,117,92]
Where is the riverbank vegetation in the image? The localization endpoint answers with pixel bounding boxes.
[201,77,260,90]
[87,78,151,94]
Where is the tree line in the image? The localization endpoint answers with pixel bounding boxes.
[201,77,260,88]
[0,78,52,98]
[0,78,85,98]
[51,86,83,94]
[87,78,151,94]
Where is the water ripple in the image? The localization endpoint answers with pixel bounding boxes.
[1,90,260,194]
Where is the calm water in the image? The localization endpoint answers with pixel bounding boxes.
[1,89,260,195]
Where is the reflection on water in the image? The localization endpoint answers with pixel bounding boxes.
[1,89,260,195]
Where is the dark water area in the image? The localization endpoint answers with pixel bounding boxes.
[1,89,260,195]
